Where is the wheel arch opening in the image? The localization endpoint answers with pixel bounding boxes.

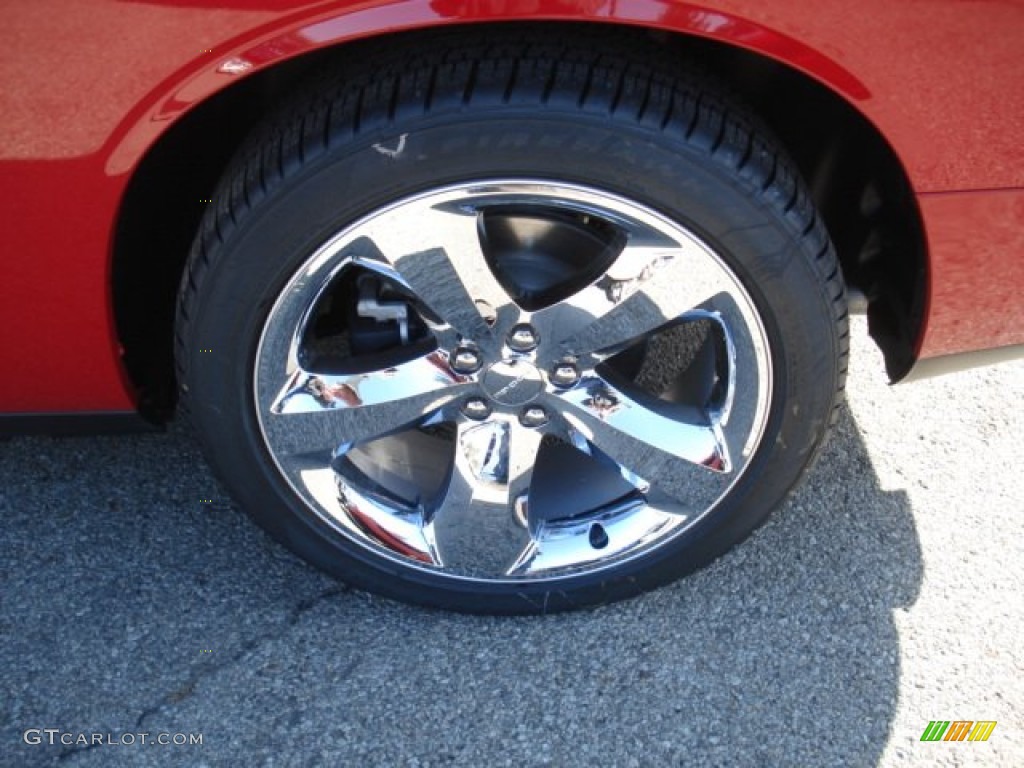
[111,20,926,421]
[111,46,344,421]
[674,35,927,383]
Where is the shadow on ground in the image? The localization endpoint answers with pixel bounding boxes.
[0,403,920,767]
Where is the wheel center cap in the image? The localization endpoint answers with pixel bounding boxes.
[480,359,544,405]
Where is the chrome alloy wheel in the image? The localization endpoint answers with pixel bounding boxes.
[254,181,772,582]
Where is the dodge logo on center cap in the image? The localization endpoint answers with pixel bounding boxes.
[480,359,544,405]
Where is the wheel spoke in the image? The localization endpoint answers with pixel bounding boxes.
[506,420,546,527]
[300,465,439,565]
[703,291,771,465]
[539,241,735,362]
[263,349,473,457]
[556,374,731,512]
[359,202,519,349]
[425,417,543,575]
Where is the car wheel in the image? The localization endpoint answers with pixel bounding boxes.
[176,31,848,613]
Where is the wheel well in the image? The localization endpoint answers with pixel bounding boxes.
[112,21,926,421]
[693,37,927,383]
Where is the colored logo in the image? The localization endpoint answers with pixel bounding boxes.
[920,721,997,742]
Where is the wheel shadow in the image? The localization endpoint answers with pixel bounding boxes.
[0,402,920,767]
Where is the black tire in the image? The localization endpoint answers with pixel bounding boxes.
[176,28,848,614]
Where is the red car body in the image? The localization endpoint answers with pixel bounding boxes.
[2,0,1022,425]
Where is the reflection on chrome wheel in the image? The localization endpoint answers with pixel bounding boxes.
[177,31,847,612]
[255,182,772,581]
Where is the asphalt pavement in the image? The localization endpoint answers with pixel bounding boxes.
[2,316,1022,767]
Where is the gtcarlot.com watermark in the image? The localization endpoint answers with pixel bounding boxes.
[24,729,202,747]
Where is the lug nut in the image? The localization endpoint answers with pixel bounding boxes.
[462,398,491,421]
[451,346,482,374]
[520,406,549,428]
[507,324,538,352]
[550,363,579,387]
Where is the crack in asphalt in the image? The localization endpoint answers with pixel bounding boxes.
[55,585,351,763]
